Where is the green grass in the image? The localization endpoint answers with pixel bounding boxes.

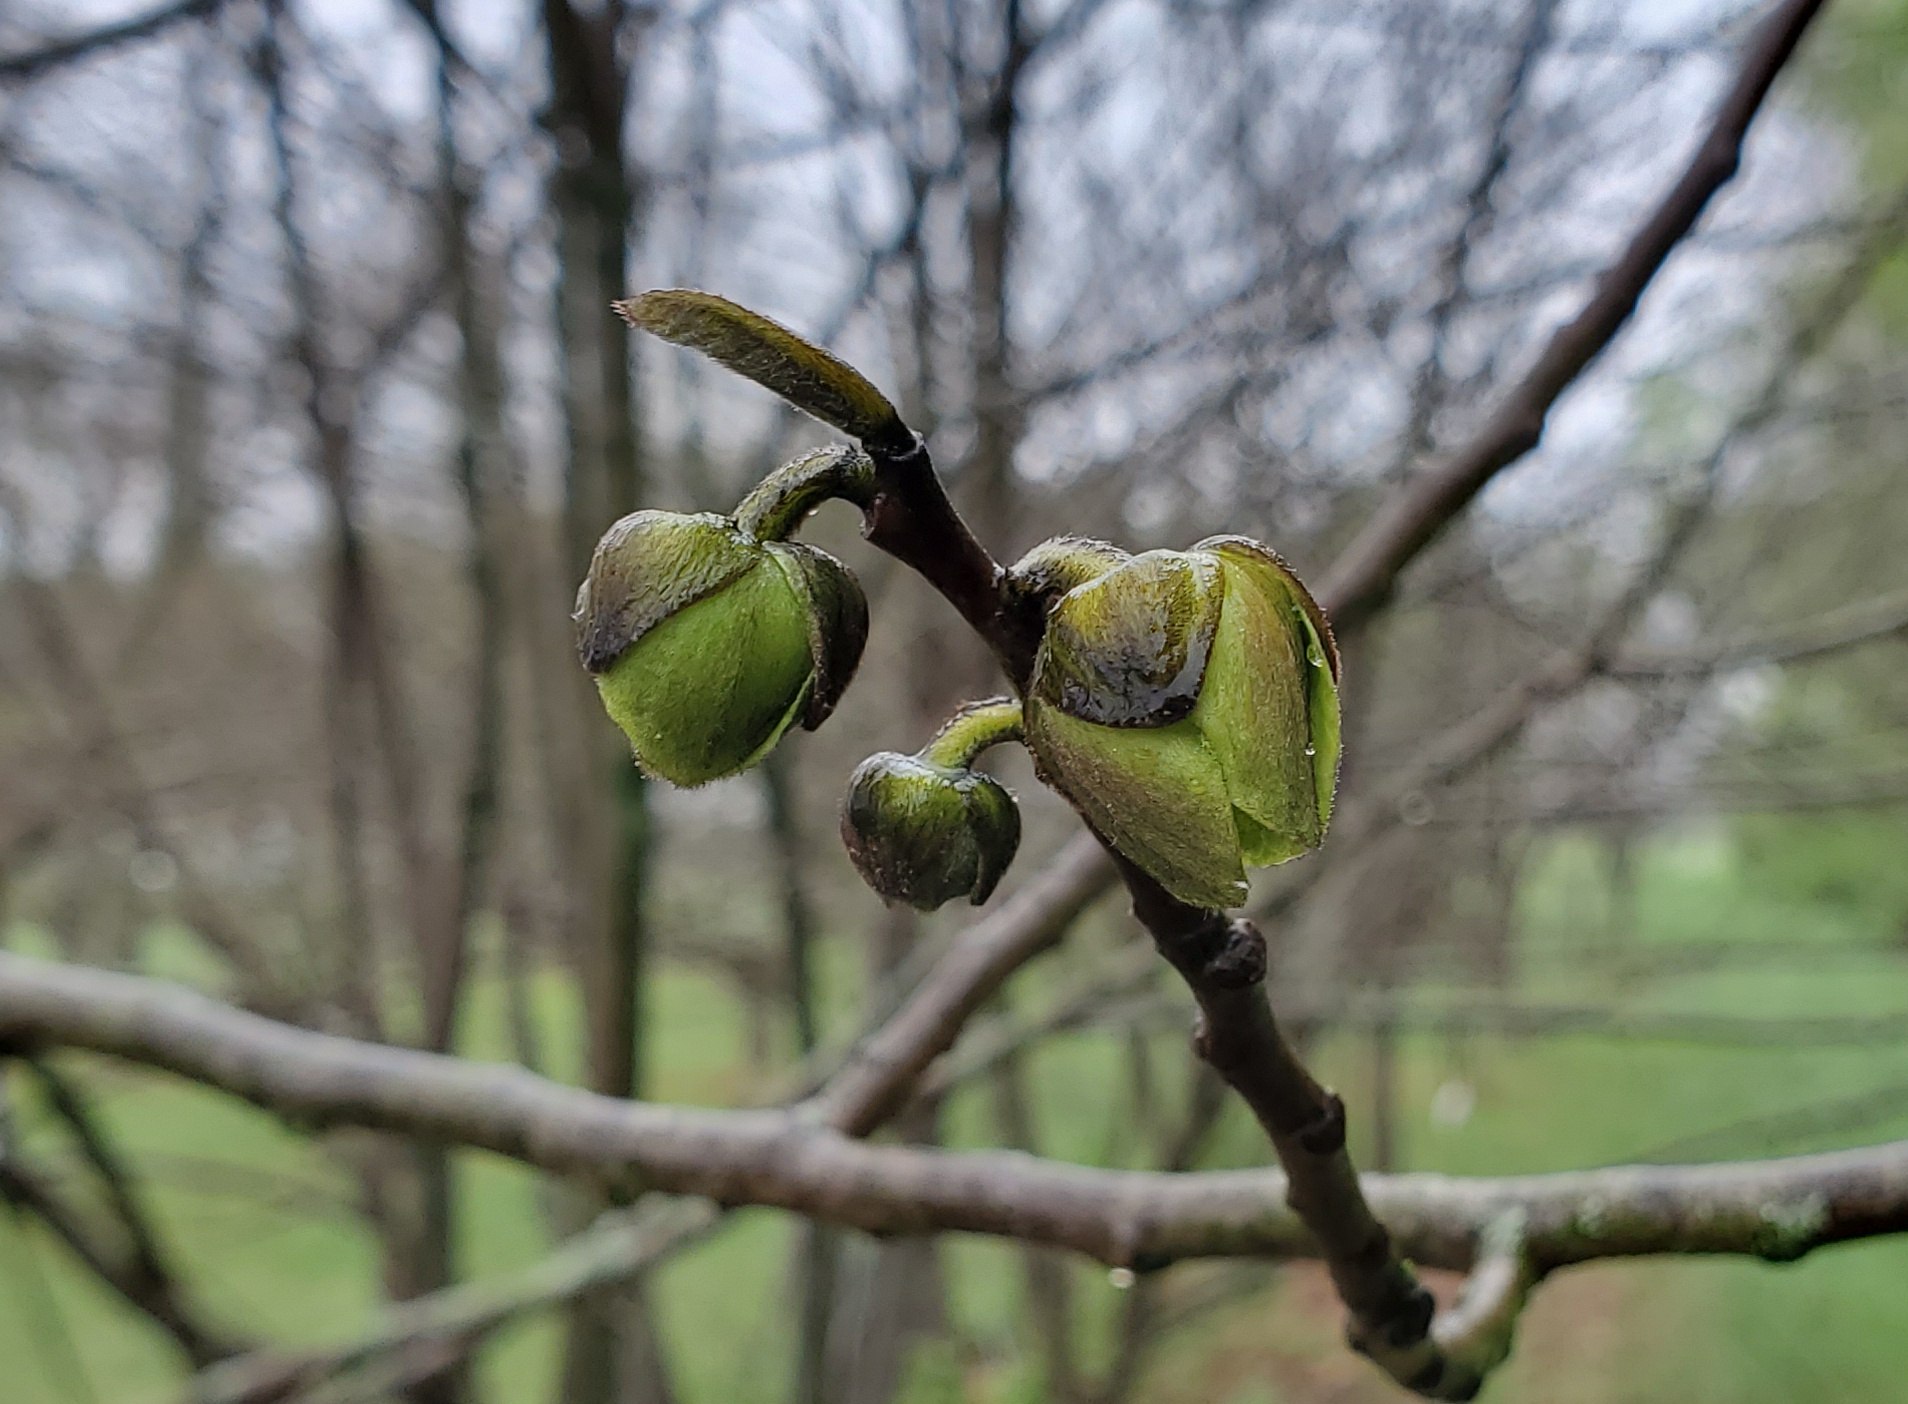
[4,827,1908,1403]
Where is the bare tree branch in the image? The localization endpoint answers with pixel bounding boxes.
[1,954,1905,1278]
[22,1058,243,1367]
[1316,0,1829,636]
[0,0,223,82]
[180,1199,718,1404]
[1606,589,1908,678]
[1,1068,245,1369]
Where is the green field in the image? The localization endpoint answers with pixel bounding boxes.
[4,827,1907,1404]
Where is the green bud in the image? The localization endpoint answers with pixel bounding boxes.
[576,510,869,786]
[839,700,1024,911]
[1023,536,1340,909]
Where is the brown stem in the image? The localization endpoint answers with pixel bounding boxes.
[859,436,1047,686]
[848,409,1454,1380]
[824,2,1850,1335]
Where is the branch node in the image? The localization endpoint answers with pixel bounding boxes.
[1206,919,1268,989]
[1296,1090,1348,1155]
[1189,1012,1213,1063]
[1394,1282,1438,1346]
[869,432,930,474]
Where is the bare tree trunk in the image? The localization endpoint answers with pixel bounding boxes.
[831,1101,949,1404]
[788,1221,841,1404]
[764,751,819,1056]
[767,746,844,1404]
[992,1048,1081,1404]
[1371,1013,1399,1174]
[958,0,1030,560]
[1090,1062,1229,1404]
[542,6,672,1401]
[1605,823,1639,987]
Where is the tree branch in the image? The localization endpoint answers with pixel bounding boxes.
[0,1078,245,1369]
[180,1199,717,1404]
[4,954,1905,1277]
[1314,0,1828,636]
[22,1059,242,1368]
[0,0,223,82]
[181,835,1116,1401]
[1605,589,1908,678]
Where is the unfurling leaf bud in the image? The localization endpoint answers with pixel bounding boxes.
[576,510,869,786]
[616,290,912,455]
[1021,536,1340,910]
[839,700,1024,911]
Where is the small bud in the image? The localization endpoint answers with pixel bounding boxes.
[1023,536,1339,910]
[840,754,1021,911]
[576,510,868,786]
[839,700,1025,911]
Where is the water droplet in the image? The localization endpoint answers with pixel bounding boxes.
[1430,1079,1477,1129]
[1306,645,1325,667]
[1108,1267,1136,1290]
[1303,744,1316,757]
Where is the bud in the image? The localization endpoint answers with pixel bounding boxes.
[839,700,1024,910]
[1021,536,1339,910]
[576,510,868,786]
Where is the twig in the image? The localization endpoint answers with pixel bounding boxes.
[914,939,1162,1100]
[956,987,1908,1056]
[0,1147,223,1377]
[179,1199,717,1404]
[1422,1212,1538,1400]
[0,0,223,82]
[0,1186,99,1404]
[1281,996,1908,1049]
[1605,589,1908,678]
[25,1058,242,1366]
[1642,1081,1908,1164]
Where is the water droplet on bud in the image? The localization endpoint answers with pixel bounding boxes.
[1108,1267,1136,1290]
[1303,744,1316,756]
